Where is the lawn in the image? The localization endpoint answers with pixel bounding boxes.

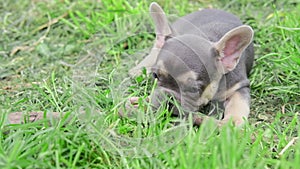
[0,0,299,168]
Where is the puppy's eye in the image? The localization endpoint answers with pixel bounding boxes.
[152,72,159,80]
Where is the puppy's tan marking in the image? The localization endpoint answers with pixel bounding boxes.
[199,81,219,105]
[214,81,245,101]
[197,73,222,105]
[221,91,250,126]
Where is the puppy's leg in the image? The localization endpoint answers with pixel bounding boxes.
[118,97,149,118]
[221,87,251,126]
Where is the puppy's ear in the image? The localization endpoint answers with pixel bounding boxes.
[150,2,172,48]
[129,3,172,76]
[214,25,253,74]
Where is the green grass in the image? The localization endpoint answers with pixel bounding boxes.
[0,0,299,168]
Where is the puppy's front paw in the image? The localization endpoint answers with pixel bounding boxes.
[193,114,220,126]
[118,97,149,118]
[219,117,247,127]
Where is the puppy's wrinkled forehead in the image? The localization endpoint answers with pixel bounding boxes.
[153,36,215,83]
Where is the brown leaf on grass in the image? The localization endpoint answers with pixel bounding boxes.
[8,112,62,124]
[2,86,13,90]
[2,82,41,91]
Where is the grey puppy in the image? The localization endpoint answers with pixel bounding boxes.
[129,2,254,126]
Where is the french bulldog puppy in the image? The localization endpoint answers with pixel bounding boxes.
[129,2,254,126]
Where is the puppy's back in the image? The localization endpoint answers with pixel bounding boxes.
[171,9,243,42]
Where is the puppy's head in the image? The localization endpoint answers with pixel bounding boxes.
[150,26,253,113]
[150,35,214,113]
[142,3,254,114]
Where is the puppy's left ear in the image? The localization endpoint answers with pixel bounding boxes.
[214,25,253,74]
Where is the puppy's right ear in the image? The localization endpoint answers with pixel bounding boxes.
[150,2,172,48]
[214,25,254,74]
